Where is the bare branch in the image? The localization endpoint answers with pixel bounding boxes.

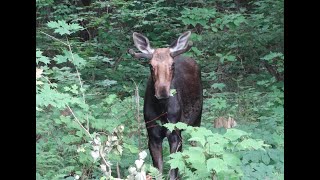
[38,31,68,46]
[43,76,93,139]
[66,37,90,131]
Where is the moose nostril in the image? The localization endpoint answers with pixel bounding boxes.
[155,95,169,100]
[155,87,170,99]
[160,87,170,97]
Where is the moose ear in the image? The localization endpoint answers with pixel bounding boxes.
[132,32,154,54]
[169,31,191,53]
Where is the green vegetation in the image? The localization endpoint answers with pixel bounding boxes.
[36,0,284,179]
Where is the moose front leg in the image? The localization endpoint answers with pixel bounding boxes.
[167,129,182,180]
[165,95,183,179]
[148,126,165,173]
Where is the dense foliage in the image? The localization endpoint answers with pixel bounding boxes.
[36,0,284,179]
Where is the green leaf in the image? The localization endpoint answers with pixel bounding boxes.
[47,20,84,35]
[225,55,236,61]
[79,88,85,93]
[76,130,84,138]
[69,23,83,31]
[36,83,73,108]
[238,139,265,150]
[206,143,224,154]
[223,153,241,167]
[60,116,71,124]
[64,86,71,92]
[97,79,118,87]
[242,151,261,164]
[206,158,228,173]
[60,50,87,67]
[216,53,223,58]
[191,47,202,56]
[183,147,206,170]
[211,27,218,32]
[267,149,282,162]
[188,136,206,147]
[53,55,68,64]
[223,129,248,141]
[62,135,80,144]
[163,123,176,132]
[216,53,236,63]
[211,83,226,91]
[147,164,162,179]
[170,89,176,96]
[261,152,270,164]
[36,49,50,65]
[47,21,59,29]
[191,34,203,41]
[123,143,139,154]
[79,151,92,164]
[188,127,213,146]
[71,84,78,94]
[207,134,229,145]
[194,168,211,179]
[105,94,117,105]
[53,117,62,125]
[234,16,246,26]
[209,98,227,110]
[168,152,185,170]
[175,122,188,130]
[71,53,87,67]
[260,52,284,62]
[71,84,78,90]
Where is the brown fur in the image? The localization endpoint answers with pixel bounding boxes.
[149,48,174,99]
[214,116,237,129]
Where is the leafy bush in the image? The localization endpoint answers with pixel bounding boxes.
[36,0,283,179]
[164,123,271,179]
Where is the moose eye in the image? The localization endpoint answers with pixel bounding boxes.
[149,64,154,70]
[171,63,175,70]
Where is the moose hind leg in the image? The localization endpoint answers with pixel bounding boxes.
[167,130,182,180]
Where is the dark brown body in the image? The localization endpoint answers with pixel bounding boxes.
[144,55,203,179]
[130,31,202,179]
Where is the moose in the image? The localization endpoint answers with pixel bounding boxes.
[129,31,203,179]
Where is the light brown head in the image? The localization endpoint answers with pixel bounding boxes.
[131,31,192,99]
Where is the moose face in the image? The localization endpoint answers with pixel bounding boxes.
[132,31,192,99]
